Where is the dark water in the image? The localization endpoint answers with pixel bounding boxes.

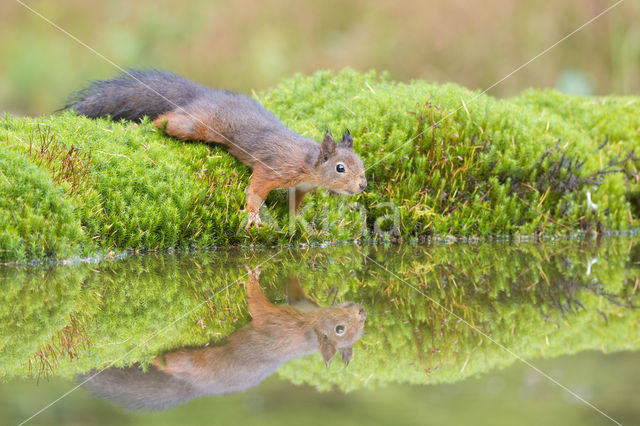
[1,239,638,425]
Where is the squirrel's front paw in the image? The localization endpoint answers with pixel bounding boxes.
[245,264,262,281]
[244,211,263,229]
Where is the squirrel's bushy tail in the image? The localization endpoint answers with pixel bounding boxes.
[78,365,200,411]
[64,69,205,122]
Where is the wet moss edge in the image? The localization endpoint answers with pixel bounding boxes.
[2,69,640,261]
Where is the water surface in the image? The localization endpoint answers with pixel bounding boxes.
[1,239,638,425]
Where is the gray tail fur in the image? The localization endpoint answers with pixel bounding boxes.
[63,69,206,122]
[78,365,201,411]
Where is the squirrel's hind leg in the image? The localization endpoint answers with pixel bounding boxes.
[153,110,224,144]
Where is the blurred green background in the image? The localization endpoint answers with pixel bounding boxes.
[3,351,639,426]
[1,0,639,116]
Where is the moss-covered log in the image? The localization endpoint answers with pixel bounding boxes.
[2,70,640,261]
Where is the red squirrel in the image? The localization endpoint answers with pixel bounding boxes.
[65,69,368,228]
[79,267,366,410]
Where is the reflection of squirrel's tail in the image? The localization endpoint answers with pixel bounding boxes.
[78,365,200,411]
[64,69,202,122]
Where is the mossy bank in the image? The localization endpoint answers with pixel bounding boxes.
[2,70,640,261]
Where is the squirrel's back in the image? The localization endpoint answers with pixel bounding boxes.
[66,69,281,126]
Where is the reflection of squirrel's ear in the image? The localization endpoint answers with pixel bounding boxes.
[339,129,354,150]
[339,346,353,366]
[315,330,337,367]
[287,276,319,307]
[320,132,337,162]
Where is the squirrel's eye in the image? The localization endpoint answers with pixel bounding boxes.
[335,325,345,335]
[336,164,346,173]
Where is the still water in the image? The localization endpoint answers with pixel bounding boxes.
[1,239,638,425]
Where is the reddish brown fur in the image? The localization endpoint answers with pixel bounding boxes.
[153,115,365,227]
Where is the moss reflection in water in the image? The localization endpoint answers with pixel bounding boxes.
[1,239,638,396]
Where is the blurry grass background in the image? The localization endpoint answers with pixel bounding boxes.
[1,0,639,116]
[3,351,639,426]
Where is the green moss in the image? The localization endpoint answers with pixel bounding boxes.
[0,147,87,260]
[2,70,640,260]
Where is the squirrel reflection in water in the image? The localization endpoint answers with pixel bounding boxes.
[79,267,367,410]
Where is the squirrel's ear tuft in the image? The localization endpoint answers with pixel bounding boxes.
[287,276,319,307]
[339,129,353,150]
[315,330,337,366]
[339,346,353,366]
[319,132,337,162]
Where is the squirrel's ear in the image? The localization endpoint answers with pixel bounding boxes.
[315,330,337,367]
[319,132,337,162]
[339,346,353,366]
[287,276,320,308]
[339,129,354,150]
